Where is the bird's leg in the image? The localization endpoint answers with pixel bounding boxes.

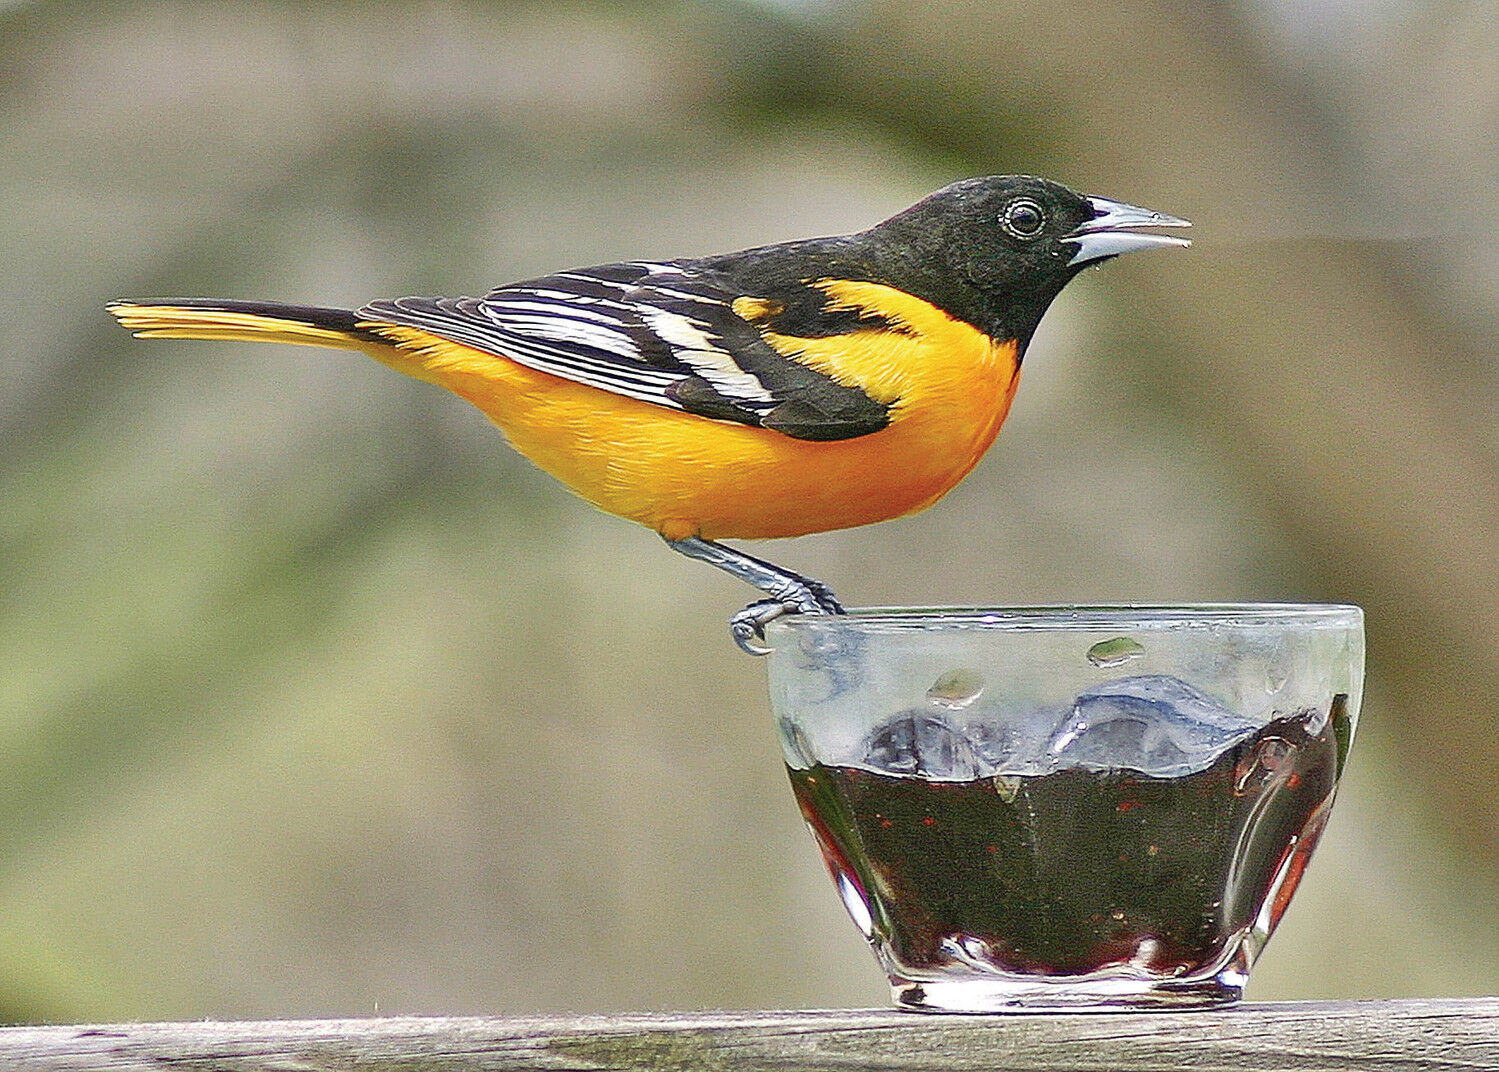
[664,536,844,655]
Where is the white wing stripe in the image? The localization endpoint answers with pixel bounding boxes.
[485,314,642,360]
[641,308,777,403]
[492,288,637,314]
[482,335,683,404]
[492,330,678,382]
[483,298,632,327]
[405,308,678,392]
[493,335,679,387]
[552,271,639,293]
[639,284,721,305]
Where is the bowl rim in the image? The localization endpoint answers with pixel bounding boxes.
[764,602,1364,634]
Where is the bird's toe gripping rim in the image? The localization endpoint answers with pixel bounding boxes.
[730,599,791,656]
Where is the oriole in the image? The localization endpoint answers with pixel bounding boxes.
[109,175,1189,652]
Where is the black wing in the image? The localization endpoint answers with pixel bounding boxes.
[359,261,891,442]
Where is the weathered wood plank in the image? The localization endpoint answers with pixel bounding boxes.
[0,1000,1495,1072]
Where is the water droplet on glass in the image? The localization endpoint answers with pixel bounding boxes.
[1087,636,1145,668]
[927,668,984,709]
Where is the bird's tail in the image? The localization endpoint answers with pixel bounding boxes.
[105,297,456,386]
[106,298,390,354]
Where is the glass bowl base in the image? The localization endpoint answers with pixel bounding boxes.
[890,969,1246,1014]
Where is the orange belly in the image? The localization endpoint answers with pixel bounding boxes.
[371,302,1022,541]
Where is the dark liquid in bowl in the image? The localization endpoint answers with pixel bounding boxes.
[788,704,1347,983]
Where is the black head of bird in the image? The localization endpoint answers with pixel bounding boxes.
[851,174,1191,350]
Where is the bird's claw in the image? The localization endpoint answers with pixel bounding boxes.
[729,585,846,656]
[730,600,786,656]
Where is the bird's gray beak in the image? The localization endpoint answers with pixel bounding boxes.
[1064,196,1192,266]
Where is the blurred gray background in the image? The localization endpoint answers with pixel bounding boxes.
[3,0,1499,1021]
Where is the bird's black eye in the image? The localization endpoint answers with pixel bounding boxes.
[1002,198,1046,239]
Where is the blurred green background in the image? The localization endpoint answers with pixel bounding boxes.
[3,0,1499,1022]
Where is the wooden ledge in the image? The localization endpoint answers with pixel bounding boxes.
[1,999,1495,1071]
